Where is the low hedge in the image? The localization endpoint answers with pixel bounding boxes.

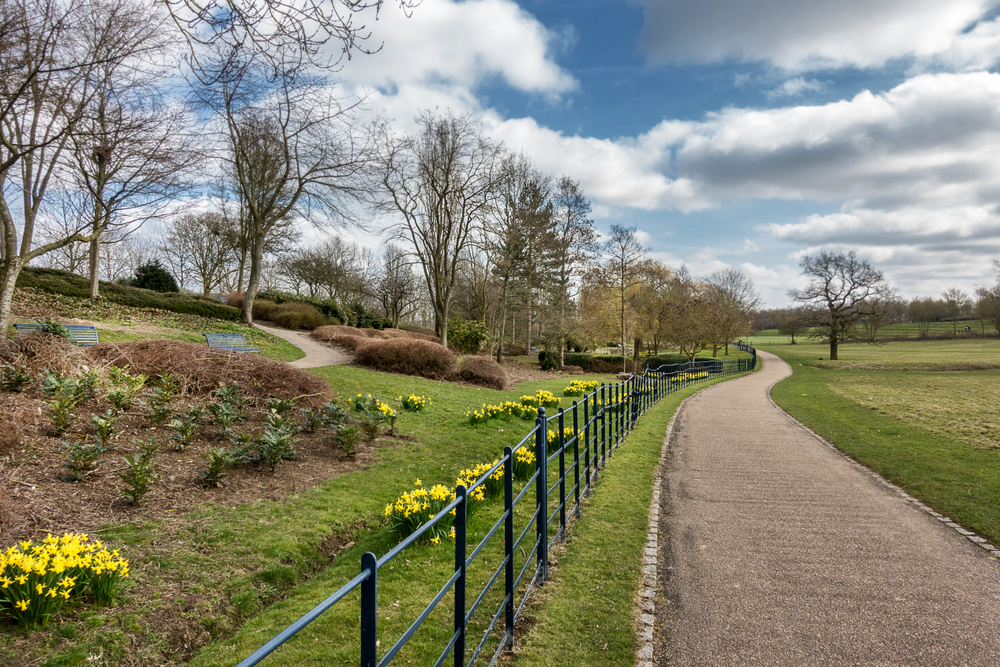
[355,338,456,379]
[454,356,509,390]
[16,267,241,321]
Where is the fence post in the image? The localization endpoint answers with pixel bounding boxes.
[360,552,378,667]
[558,408,566,542]
[583,397,591,497]
[454,485,467,667]
[572,401,580,518]
[535,408,548,585]
[503,446,514,650]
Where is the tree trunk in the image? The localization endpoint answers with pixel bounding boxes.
[242,238,264,326]
[89,236,100,299]
[0,256,24,334]
[829,333,839,360]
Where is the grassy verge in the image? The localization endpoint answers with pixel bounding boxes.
[768,340,1000,546]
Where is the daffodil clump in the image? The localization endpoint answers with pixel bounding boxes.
[353,393,398,438]
[518,390,561,410]
[670,371,711,384]
[0,533,129,627]
[512,447,536,481]
[547,426,579,446]
[457,461,503,500]
[563,380,599,397]
[399,394,431,412]
[385,479,456,542]
[465,400,537,426]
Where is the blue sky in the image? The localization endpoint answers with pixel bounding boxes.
[336,0,1000,306]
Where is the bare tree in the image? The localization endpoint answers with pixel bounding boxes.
[630,259,673,355]
[789,251,893,360]
[162,0,418,72]
[663,267,714,360]
[160,212,235,295]
[194,43,371,324]
[549,175,596,365]
[374,110,502,347]
[0,0,165,331]
[705,267,761,356]
[778,307,810,344]
[602,224,646,368]
[368,243,419,327]
[941,287,972,336]
[67,11,195,299]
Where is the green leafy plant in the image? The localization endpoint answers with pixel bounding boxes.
[119,439,158,505]
[43,373,89,434]
[267,397,298,417]
[322,401,349,426]
[199,448,233,488]
[60,439,107,482]
[166,409,202,451]
[38,319,72,340]
[89,409,120,447]
[352,394,395,440]
[334,423,361,458]
[215,383,245,409]
[226,432,256,464]
[299,408,326,433]
[256,412,298,472]
[140,386,175,423]
[0,363,31,392]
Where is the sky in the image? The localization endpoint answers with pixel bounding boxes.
[332,0,1000,307]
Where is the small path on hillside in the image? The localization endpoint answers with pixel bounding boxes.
[255,323,352,368]
[654,350,1000,666]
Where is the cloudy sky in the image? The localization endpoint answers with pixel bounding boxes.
[337,0,1000,306]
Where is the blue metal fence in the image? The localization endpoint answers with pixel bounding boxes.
[236,352,757,667]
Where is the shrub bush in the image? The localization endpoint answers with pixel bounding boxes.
[448,318,489,354]
[584,355,644,374]
[646,353,691,368]
[355,339,456,379]
[537,350,559,371]
[563,353,591,368]
[454,356,509,390]
[268,302,328,330]
[506,344,527,356]
[225,292,245,309]
[129,260,179,293]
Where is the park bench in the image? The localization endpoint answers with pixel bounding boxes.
[202,333,259,354]
[14,322,99,347]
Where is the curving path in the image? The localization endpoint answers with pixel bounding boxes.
[655,350,1000,666]
[255,323,352,368]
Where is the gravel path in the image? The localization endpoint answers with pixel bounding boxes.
[254,323,352,368]
[655,350,1000,666]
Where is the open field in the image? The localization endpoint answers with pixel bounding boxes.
[769,339,1000,546]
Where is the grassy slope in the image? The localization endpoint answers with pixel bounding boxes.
[768,340,1000,545]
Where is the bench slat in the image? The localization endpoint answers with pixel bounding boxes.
[14,323,99,347]
[202,333,259,354]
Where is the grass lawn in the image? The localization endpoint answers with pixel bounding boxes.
[768,339,1000,545]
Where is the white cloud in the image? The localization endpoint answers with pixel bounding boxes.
[634,0,995,71]
[340,0,576,97]
[766,77,824,100]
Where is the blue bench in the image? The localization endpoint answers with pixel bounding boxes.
[14,323,99,347]
[202,333,259,354]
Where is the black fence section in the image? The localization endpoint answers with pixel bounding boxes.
[236,353,757,667]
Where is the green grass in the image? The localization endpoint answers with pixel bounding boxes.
[769,339,1000,545]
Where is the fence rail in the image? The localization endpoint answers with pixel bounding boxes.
[237,351,758,667]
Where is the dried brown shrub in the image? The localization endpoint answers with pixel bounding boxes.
[0,396,25,457]
[86,340,332,405]
[225,292,245,309]
[586,357,644,374]
[454,356,509,390]
[2,332,89,375]
[312,325,363,340]
[354,339,456,379]
[560,365,584,375]
[0,463,16,530]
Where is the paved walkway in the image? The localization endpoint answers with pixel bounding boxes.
[254,323,352,368]
[656,350,1000,666]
